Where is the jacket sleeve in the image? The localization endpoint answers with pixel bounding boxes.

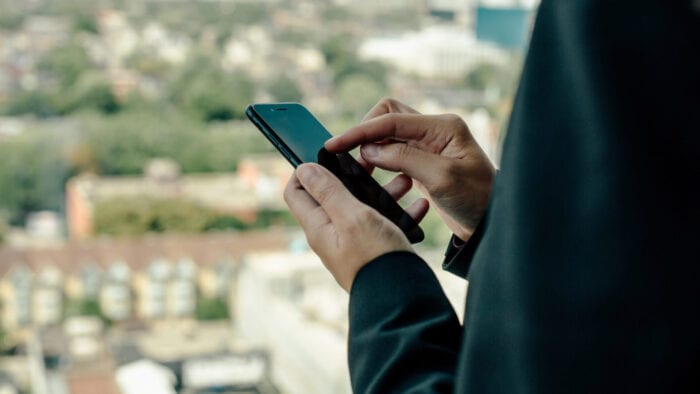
[442,206,489,280]
[348,251,462,393]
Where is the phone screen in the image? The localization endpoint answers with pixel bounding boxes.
[246,103,424,243]
[248,104,328,164]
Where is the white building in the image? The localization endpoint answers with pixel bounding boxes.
[167,259,196,317]
[359,25,509,79]
[116,359,176,394]
[100,262,132,321]
[0,266,33,328]
[235,251,351,394]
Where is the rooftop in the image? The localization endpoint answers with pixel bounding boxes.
[0,229,297,277]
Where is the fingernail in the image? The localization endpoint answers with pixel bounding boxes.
[297,164,317,183]
[362,144,379,158]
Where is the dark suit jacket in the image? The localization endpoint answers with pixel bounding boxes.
[348,1,700,393]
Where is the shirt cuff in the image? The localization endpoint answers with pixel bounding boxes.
[441,210,489,279]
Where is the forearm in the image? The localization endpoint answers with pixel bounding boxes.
[348,251,462,393]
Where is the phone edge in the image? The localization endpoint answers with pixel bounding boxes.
[245,104,303,167]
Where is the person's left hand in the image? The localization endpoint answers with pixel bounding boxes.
[284,163,419,292]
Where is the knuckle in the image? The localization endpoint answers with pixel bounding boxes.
[379,97,398,108]
[313,182,337,205]
[395,143,413,159]
[383,143,413,170]
[383,112,400,125]
[443,113,465,127]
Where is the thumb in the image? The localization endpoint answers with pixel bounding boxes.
[360,143,450,191]
[296,163,363,222]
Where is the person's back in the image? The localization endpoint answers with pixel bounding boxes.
[453,0,700,391]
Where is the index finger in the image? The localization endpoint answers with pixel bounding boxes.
[325,113,433,153]
[361,98,420,122]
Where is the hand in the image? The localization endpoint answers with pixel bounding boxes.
[325,98,495,241]
[284,163,415,292]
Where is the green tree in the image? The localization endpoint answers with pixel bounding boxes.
[195,297,229,320]
[0,131,70,225]
[0,210,9,244]
[64,298,108,323]
[321,34,356,71]
[68,73,121,114]
[38,42,91,89]
[73,14,98,34]
[170,54,254,122]
[320,35,388,88]
[205,215,247,231]
[335,74,384,119]
[0,6,24,30]
[2,89,62,118]
[93,197,213,237]
[254,209,297,229]
[81,109,198,175]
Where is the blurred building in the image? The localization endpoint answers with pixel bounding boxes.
[0,230,292,330]
[235,251,351,394]
[116,359,176,394]
[66,155,292,240]
[359,25,509,79]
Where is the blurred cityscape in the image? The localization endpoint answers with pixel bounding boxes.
[0,0,536,393]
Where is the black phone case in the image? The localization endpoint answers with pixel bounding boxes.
[317,148,424,243]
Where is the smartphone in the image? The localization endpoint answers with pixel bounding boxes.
[246,102,424,243]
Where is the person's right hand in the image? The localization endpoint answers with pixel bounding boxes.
[325,98,495,241]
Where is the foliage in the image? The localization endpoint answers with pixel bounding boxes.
[205,215,247,231]
[320,34,356,70]
[94,197,298,237]
[195,297,229,320]
[64,298,107,321]
[335,74,384,119]
[94,198,213,237]
[4,47,118,117]
[0,109,273,224]
[321,35,388,88]
[169,54,255,122]
[0,130,71,225]
[73,13,98,34]
[2,78,121,118]
[0,210,9,244]
[38,42,91,89]
[78,109,271,175]
[68,73,121,114]
[226,3,268,26]
[0,13,24,30]
[253,209,298,229]
[3,89,63,118]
